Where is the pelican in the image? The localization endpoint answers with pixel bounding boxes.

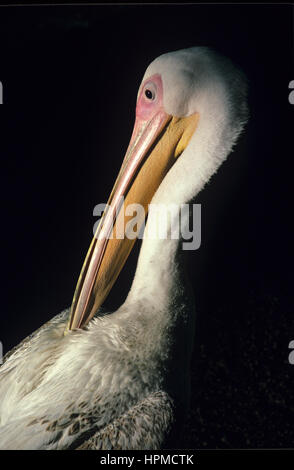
[0,47,248,450]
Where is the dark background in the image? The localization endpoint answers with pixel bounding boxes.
[0,4,293,448]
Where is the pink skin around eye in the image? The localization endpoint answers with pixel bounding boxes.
[128,74,166,149]
[136,73,164,121]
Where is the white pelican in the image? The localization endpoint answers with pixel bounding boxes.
[0,47,248,450]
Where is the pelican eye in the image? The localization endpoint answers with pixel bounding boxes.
[145,89,154,100]
[143,82,157,101]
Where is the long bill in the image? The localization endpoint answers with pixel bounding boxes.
[66,109,199,331]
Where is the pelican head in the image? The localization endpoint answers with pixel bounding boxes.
[68,47,248,331]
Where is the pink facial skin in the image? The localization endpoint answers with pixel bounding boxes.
[129,74,165,148]
[136,74,164,120]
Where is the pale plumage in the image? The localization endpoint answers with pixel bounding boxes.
[0,47,248,449]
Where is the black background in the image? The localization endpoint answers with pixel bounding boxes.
[0,4,293,448]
